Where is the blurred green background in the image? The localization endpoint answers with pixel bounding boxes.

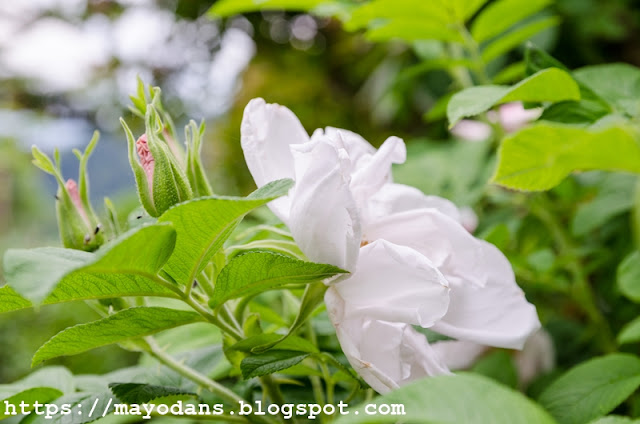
[1,0,639,383]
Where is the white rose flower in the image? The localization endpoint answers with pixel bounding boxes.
[240,98,541,393]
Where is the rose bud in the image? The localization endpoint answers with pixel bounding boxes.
[121,117,193,217]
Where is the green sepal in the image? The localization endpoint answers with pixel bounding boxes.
[121,118,158,217]
[186,120,214,197]
[145,105,193,216]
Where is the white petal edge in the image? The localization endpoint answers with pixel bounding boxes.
[326,288,451,394]
[349,136,406,208]
[431,240,541,350]
[240,98,309,221]
[430,340,488,370]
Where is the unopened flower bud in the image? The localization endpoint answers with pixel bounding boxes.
[32,131,105,252]
[56,178,104,251]
[136,134,154,198]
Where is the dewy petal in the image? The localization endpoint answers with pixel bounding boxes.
[431,240,541,350]
[365,208,488,287]
[331,239,450,327]
[240,98,310,221]
[367,183,462,224]
[326,288,451,394]
[288,140,361,272]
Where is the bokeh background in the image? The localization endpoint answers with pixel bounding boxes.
[1,0,639,383]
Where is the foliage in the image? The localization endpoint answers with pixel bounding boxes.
[3,1,640,424]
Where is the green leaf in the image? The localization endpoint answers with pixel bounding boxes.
[45,224,179,304]
[334,373,556,424]
[346,0,453,31]
[481,16,560,63]
[618,251,640,303]
[525,43,569,75]
[31,146,57,175]
[0,367,75,399]
[32,307,203,365]
[158,179,293,285]
[365,20,465,43]
[211,251,345,308]
[447,68,580,126]
[0,285,32,314]
[471,0,552,43]
[3,248,92,304]
[572,174,636,236]
[0,388,63,420]
[492,124,640,191]
[252,281,328,354]
[208,0,327,17]
[539,101,610,124]
[230,333,318,353]
[240,350,311,379]
[573,64,640,116]
[492,61,526,84]
[345,0,484,42]
[4,224,179,307]
[617,316,640,345]
[471,350,518,388]
[25,391,116,424]
[109,383,197,404]
[538,354,640,424]
[589,417,640,424]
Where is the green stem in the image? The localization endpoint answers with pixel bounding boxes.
[457,24,491,85]
[198,269,217,299]
[259,375,291,424]
[305,324,326,415]
[144,338,246,408]
[220,303,244,334]
[183,294,244,340]
[530,196,616,352]
[446,42,474,89]
[320,362,334,406]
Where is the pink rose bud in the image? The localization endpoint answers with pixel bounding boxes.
[136,134,155,200]
[65,179,91,229]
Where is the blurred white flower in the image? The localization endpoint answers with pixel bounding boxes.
[450,119,492,142]
[459,206,479,233]
[241,98,540,393]
[433,328,555,388]
[451,102,542,142]
[515,328,555,387]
